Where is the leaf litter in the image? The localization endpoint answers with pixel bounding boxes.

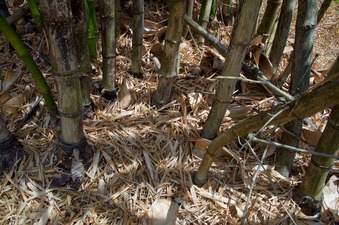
[0,1,338,224]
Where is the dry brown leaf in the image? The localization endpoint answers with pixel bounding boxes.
[283,45,294,54]
[258,53,274,80]
[1,69,21,95]
[150,40,163,59]
[249,35,263,52]
[323,175,339,222]
[147,199,179,225]
[300,127,322,149]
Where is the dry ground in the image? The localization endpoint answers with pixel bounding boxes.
[0,1,338,224]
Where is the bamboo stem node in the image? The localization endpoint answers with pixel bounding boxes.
[57,137,87,155]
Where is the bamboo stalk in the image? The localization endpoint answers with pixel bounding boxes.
[39,0,86,150]
[201,0,262,140]
[99,0,117,99]
[182,0,194,38]
[85,0,99,59]
[193,78,339,186]
[5,3,30,25]
[269,0,296,77]
[130,0,144,78]
[275,0,318,178]
[275,0,331,86]
[71,0,92,107]
[152,0,186,105]
[256,0,282,41]
[27,0,43,27]
[198,0,213,46]
[296,55,339,216]
[0,14,58,116]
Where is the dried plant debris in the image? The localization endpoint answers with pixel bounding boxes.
[0,1,338,224]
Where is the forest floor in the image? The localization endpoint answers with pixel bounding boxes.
[0,1,338,224]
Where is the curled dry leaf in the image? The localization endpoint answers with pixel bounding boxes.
[1,70,22,95]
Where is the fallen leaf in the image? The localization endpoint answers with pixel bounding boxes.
[147,199,179,225]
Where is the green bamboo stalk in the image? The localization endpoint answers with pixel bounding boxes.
[256,0,282,42]
[129,0,144,78]
[210,0,217,20]
[0,14,58,116]
[269,0,297,77]
[182,0,194,38]
[296,55,339,216]
[198,0,213,46]
[99,0,117,99]
[27,0,43,27]
[193,78,339,186]
[275,0,318,178]
[201,0,262,140]
[85,0,99,59]
[71,0,92,107]
[39,0,86,149]
[275,0,331,86]
[115,0,122,37]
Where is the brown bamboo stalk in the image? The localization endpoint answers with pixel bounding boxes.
[201,0,262,140]
[152,0,186,105]
[193,78,339,186]
[71,0,92,107]
[39,0,87,158]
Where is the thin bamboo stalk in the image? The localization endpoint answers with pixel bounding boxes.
[275,0,331,86]
[99,0,117,99]
[198,0,213,46]
[182,0,194,38]
[85,0,99,59]
[0,14,58,116]
[269,0,296,77]
[27,0,43,27]
[256,0,282,42]
[130,0,144,78]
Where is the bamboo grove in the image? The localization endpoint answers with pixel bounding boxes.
[0,0,338,222]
